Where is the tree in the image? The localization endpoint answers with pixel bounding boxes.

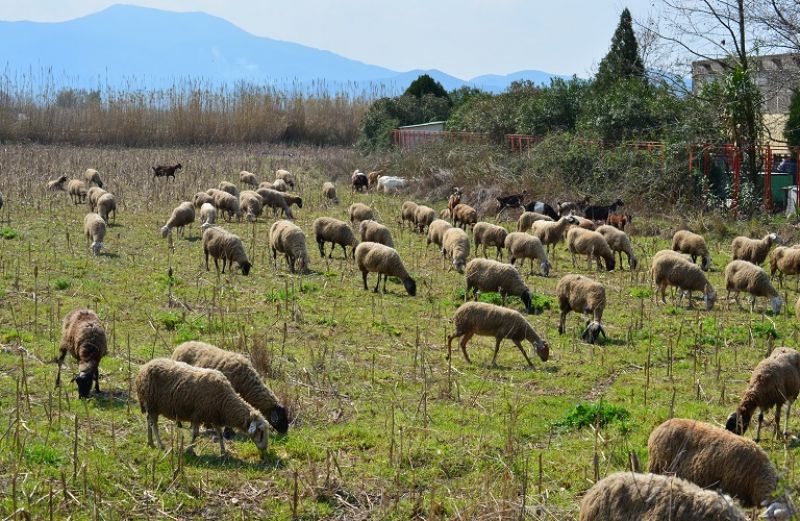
[785,89,800,148]
[404,74,450,102]
[596,8,646,86]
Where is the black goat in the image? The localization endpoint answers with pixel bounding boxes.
[495,190,528,218]
[351,171,368,192]
[583,197,623,221]
[523,201,560,220]
[152,163,182,180]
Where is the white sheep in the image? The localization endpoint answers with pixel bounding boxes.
[270,220,311,274]
[256,187,293,219]
[199,202,217,227]
[83,168,103,188]
[96,193,116,223]
[275,169,295,189]
[566,227,616,271]
[464,258,533,313]
[83,213,106,256]
[348,203,374,225]
[596,224,638,270]
[355,242,416,296]
[322,182,339,204]
[472,222,508,259]
[724,260,782,314]
[202,225,252,275]
[651,250,716,310]
[68,179,87,205]
[732,233,778,265]
[272,179,288,192]
[530,215,578,256]
[239,190,264,222]
[517,211,553,232]
[359,220,394,248]
[400,201,419,230]
[239,170,258,187]
[377,175,407,193]
[313,217,359,259]
[161,202,195,239]
[218,181,239,198]
[504,232,550,276]
[555,274,606,343]
[414,205,436,233]
[442,227,471,273]
[672,229,711,271]
[426,219,452,250]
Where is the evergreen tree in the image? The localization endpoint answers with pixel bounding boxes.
[404,74,450,102]
[595,8,645,85]
[785,89,800,148]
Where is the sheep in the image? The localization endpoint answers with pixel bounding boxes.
[400,201,419,230]
[239,190,264,222]
[651,249,716,310]
[171,341,289,434]
[67,179,87,205]
[86,187,107,212]
[446,302,549,367]
[83,168,103,188]
[161,202,195,239]
[152,163,182,180]
[649,418,789,516]
[275,169,295,189]
[517,211,553,232]
[95,193,116,223]
[47,174,68,192]
[579,472,749,521]
[202,225,252,275]
[672,229,711,271]
[193,191,214,208]
[566,227,616,271]
[199,202,217,227]
[726,347,800,441]
[724,260,783,314]
[555,274,606,344]
[355,242,416,296]
[134,358,269,457]
[530,215,578,256]
[377,175,407,193]
[255,187,293,219]
[472,222,507,260]
[573,215,597,230]
[439,208,451,220]
[505,232,550,276]
[322,182,339,204]
[56,308,107,398]
[269,220,311,274]
[414,205,436,234]
[451,203,478,229]
[348,202,374,225]
[769,246,800,286]
[272,179,288,192]
[218,181,240,198]
[212,190,241,221]
[464,258,533,313]
[281,193,303,212]
[442,227,471,273]
[313,217,358,259]
[83,213,106,256]
[239,170,258,187]
[732,233,778,266]
[359,220,395,248]
[426,219,452,250]
[596,224,638,270]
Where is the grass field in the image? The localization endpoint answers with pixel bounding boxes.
[0,143,799,520]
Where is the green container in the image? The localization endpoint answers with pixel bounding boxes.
[768,173,794,205]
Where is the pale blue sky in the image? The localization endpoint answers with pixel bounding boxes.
[0,0,659,78]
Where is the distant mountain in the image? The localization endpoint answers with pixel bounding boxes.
[0,4,571,94]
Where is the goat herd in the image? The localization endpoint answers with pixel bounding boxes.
[17,163,800,519]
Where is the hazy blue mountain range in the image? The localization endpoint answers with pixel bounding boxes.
[0,4,571,94]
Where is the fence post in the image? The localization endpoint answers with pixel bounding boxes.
[764,145,772,212]
[732,145,741,219]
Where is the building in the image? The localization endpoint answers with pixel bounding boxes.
[397,121,446,132]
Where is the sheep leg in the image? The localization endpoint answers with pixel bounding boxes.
[382,274,388,293]
[94,367,100,393]
[339,244,346,259]
[373,274,382,293]
[213,257,220,273]
[774,405,782,439]
[756,411,764,442]
[749,295,756,313]
[571,251,577,268]
[361,271,368,290]
[514,340,535,367]
[271,247,278,268]
[558,310,568,335]
[316,240,326,258]
[217,427,227,456]
[186,423,199,455]
[785,401,793,436]
[446,332,459,359]
[55,349,68,387]
[204,250,210,271]
[149,414,165,449]
[490,337,503,367]
[459,332,474,363]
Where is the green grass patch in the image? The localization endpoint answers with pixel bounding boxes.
[1,226,19,239]
[24,443,65,466]
[551,402,631,432]
[53,276,71,290]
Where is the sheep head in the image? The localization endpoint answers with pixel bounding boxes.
[403,278,417,297]
[532,340,549,362]
[701,255,710,271]
[604,255,615,272]
[91,241,103,256]
[239,261,252,276]
[160,226,171,238]
[725,410,751,434]
[268,406,290,434]
[703,285,717,311]
[761,500,793,521]
[540,260,551,277]
[246,416,269,452]
[771,296,784,315]
[74,371,93,398]
[581,320,606,344]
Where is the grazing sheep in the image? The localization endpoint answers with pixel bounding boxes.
[464,258,533,313]
[56,308,107,398]
[651,250,716,310]
[442,227,471,273]
[239,190,264,222]
[376,175,407,193]
[255,187,293,219]
[400,201,419,230]
[199,203,217,227]
[566,227,616,271]
[218,181,240,198]
[355,242,416,296]
[769,246,800,286]
[313,217,358,259]
[505,232,550,276]
[67,179,87,205]
[452,203,478,229]
[202,225,252,275]
[281,193,303,211]
[472,222,507,260]
[672,229,711,271]
[596,224,638,270]
[171,341,289,434]
[439,208,451,220]
[726,347,800,441]
[359,220,395,248]
[239,170,258,187]
[275,169,295,189]
[426,219,452,250]
[269,220,311,274]
[724,260,782,314]
[47,174,68,192]
[732,233,778,266]
[351,170,368,192]
[87,187,107,211]
[83,213,106,256]
[193,191,214,208]
[348,202,374,225]
[517,211,553,232]
[649,418,789,515]
[134,358,269,457]
[210,190,241,221]
[579,472,749,521]
[96,193,116,223]
[530,215,578,256]
[272,179,288,192]
[161,202,195,238]
[446,302,549,367]
[83,168,103,188]
[555,274,606,344]
[152,163,182,180]
[414,205,436,233]
[322,182,339,204]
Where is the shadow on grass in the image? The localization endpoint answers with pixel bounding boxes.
[186,448,286,470]
[99,252,120,259]
[183,236,201,243]
[91,389,131,409]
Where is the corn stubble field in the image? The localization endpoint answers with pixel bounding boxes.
[1,143,799,520]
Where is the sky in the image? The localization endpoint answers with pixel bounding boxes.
[0,0,660,79]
